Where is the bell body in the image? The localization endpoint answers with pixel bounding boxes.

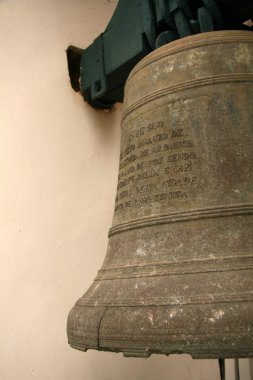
[67,31,253,358]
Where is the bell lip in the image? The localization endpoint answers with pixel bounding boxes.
[67,340,253,359]
[67,297,253,359]
[126,30,253,86]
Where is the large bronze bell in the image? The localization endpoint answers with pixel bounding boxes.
[67,31,253,358]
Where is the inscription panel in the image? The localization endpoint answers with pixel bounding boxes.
[113,104,203,225]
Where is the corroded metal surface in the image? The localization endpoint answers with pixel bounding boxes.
[67,31,253,358]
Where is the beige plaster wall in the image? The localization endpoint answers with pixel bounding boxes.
[0,1,250,379]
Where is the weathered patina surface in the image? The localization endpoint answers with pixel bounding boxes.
[67,31,253,358]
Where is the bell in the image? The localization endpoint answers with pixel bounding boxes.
[67,31,253,358]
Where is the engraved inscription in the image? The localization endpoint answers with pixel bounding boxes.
[154,191,188,201]
[162,176,198,188]
[164,140,193,151]
[167,152,197,162]
[171,128,184,138]
[114,120,200,213]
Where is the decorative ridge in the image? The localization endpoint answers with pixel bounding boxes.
[77,290,253,308]
[96,255,253,281]
[109,203,253,236]
[122,73,253,121]
[98,254,253,274]
[126,30,253,85]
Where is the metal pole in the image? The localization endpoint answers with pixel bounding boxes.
[235,359,240,380]
[219,359,225,380]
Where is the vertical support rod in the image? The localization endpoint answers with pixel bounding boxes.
[235,359,240,380]
[219,358,225,380]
